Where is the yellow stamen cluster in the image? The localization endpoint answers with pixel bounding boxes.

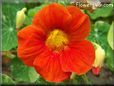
[46,29,69,51]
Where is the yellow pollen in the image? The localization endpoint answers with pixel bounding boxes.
[46,29,69,51]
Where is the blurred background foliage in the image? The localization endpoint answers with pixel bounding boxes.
[1,0,114,85]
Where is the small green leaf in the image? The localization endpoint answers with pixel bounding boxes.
[88,21,110,50]
[35,77,55,85]
[58,0,70,5]
[87,6,113,20]
[1,74,15,84]
[107,21,114,50]
[28,67,40,83]
[2,3,24,51]
[25,5,45,25]
[10,58,39,83]
[28,5,45,17]
[105,47,114,72]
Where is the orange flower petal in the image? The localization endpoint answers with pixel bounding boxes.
[60,40,95,75]
[32,3,71,32]
[33,49,71,82]
[66,6,90,41]
[17,25,46,66]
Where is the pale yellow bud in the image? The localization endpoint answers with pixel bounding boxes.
[16,7,27,28]
[70,72,75,79]
[92,42,105,68]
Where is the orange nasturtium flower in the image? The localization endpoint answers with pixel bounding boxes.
[17,3,95,82]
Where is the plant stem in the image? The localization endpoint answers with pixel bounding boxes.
[82,74,92,84]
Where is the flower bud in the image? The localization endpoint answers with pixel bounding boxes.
[16,7,27,29]
[92,67,100,75]
[92,42,105,75]
[70,72,75,79]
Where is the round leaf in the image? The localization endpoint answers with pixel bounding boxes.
[2,2,24,51]
[10,58,39,83]
[88,21,110,50]
[25,5,45,25]
[87,6,113,20]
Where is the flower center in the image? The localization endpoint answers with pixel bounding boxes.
[46,29,69,51]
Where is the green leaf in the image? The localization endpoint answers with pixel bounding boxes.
[24,5,45,25]
[111,0,114,3]
[10,58,39,83]
[28,5,45,17]
[35,77,55,85]
[87,6,113,20]
[107,21,114,50]
[1,74,15,84]
[36,0,49,3]
[2,3,24,51]
[58,0,70,5]
[28,67,40,83]
[88,21,114,71]
[88,21,110,50]
[105,47,114,72]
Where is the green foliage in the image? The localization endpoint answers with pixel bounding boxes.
[71,74,92,85]
[87,6,113,20]
[35,77,55,85]
[10,58,39,83]
[35,0,70,4]
[2,3,24,51]
[24,5,45,25]
[1,74,15,84]
[88,21,114,72]
[111,0,114,3]
[107,21,114,50]
[57,0,70,5]
[88,21,110,49]
[105,47,114,72]
[28,5,45,17]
